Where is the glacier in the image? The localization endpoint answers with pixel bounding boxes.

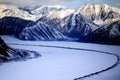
[0,35,120,80]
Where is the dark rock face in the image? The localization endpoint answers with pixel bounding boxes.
[0,37,40,62]
[0,37,10,57]
[79,20,120,45]
[0,17,35,36]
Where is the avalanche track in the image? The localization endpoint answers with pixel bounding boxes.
[7,43,120,80]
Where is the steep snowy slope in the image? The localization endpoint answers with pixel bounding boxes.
[78,4,120,25]
[80,20,120,45]
[39,12,98,39]
[0,17,35,35]
[19,21,67,40]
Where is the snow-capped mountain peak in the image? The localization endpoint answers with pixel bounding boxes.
[49,9,75,19]
[78,4,120,25]
[31,5,66,15]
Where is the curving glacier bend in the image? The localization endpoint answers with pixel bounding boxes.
[0,35,120,80]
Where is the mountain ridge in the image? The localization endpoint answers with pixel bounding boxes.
[18,21,68,41]
[78,4,120,25]
[0,4,120,44]
[1,4,120,25]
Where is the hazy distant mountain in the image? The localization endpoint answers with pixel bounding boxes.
[31,5,66,15]
[0,4,36,20]
[78,4,120,25]
[0,17,35,35]
[19,21,67,41]
[19,5,66,20]
[79,20,120,45]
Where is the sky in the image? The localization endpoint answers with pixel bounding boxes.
[0,0,120,8]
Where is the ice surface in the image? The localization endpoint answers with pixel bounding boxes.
[0,35,120,80]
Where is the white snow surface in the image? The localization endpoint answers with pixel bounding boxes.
[0,35,120,80]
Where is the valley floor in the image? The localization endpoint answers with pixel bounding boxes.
[0,35,120,80]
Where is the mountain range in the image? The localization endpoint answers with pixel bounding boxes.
[0,4,120,45]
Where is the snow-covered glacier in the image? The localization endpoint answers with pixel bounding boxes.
[0,35,120,80]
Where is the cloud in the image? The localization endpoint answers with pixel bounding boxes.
[116,2,120,6]
[37,0,74,6]
[0,0,73,6]
[0,0,75,8]
[0,0,119,8]
[0,0,37,6]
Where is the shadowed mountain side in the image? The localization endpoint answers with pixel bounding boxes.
[0,17,35,36]
[79,20,120,45]
[0,37,40,62]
